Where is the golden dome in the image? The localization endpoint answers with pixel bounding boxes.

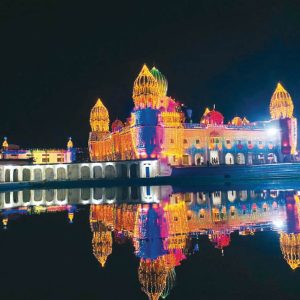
[280,232,300,270]
[150,67,168,99]
[231,116,243,126]
[270,82,294,119]
[90,98,110,132]
[133,64,159,109]
[138,257,168,300]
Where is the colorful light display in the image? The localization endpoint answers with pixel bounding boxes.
[89,65,298,165]
[3,188,300,299]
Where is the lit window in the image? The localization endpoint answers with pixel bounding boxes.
[183,139,188,144]
[196,139,200,144]
[171,139,174,143]
[226,140,230,144]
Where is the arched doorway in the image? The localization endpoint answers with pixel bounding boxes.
[236,153,245,164]
[212,191,221,205]
[5,169,10,182]
[105,165,116,179]
[267,153,277,163]
[34,190,43,202]
[225,153,234,165]
[57,189,66,201]
[105,187,116,200]
[210,151,219,165]
[227,190,236,202]
[23,190,31,202]
[93,188,103,200]
[239,190,248,201]
[13,169,18,182]
[81,166,90,179]
[45,189,54,202]
[118,164,128,178]
[195,154,204,165]
[22,168,31,181]
[130,164,139,178]
[57,168,67,180]
[45,168,54,181]
[93,166,102,179]
[34,169,42,181]
[81,188,90,200]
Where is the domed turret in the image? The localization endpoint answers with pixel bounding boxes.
[90,98,110,132]
[133,64,159,109]
[138,257,168,300]
[280,232,300,270]
[200,107,224,125]
[150,67,168,99]
[91,223,113,268]
[270,82,294,119]
[111,119,124,132]
[231,116,243,126]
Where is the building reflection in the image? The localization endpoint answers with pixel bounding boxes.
[3,188,300,299]
[87,189,300,299]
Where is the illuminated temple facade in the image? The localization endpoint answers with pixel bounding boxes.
[89,65,297,166]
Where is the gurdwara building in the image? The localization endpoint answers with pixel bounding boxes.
[88,64,297,166]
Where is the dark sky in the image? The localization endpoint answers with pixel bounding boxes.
[1,0,300,148]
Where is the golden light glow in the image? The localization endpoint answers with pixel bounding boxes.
[150,67,168,99]
[67,137,73,148]
[138,257,168,300]
[133,64,159,109]
[92,229,113,268]
[270,82,294,119]
[90,98,110,132]
[280,232,300,270]
[2,137,8,149]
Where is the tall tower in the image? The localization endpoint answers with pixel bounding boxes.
[269,83,297,156]
[89,98,110,132]
[133,64,159,110]
[270,82,294,119]
[131,65,161,158]
[88,98,110,161]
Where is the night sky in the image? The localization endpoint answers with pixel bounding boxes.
[1,0,300,148]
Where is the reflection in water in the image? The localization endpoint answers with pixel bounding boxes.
[2,187,300,299]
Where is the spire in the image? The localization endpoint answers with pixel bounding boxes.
[270,82,294,119]
[133,64,159,109]
[2,137,8,149]
[90,98,110,132]
[67,137,73,149]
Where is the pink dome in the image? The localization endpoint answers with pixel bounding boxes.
[201,109,224,125]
